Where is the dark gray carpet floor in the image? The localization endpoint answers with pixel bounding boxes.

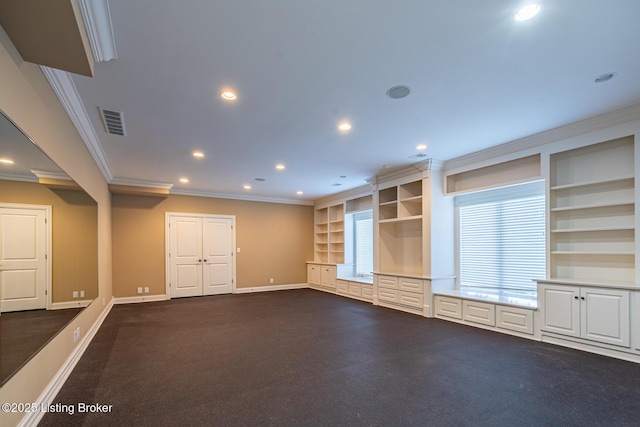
[39,289,640,426]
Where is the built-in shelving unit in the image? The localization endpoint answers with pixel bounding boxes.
[549,136,635,285]
[378,179,425,276]
[314,203,344,264]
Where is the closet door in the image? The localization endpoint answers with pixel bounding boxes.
[202,217,233,295]
[169,216,203,298]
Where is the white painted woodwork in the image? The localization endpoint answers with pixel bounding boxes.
[307,264,320,285]
[434,295,462,319]
[314,204,344,264]
[634,292,640,351]
[398,290,423,309]
[377,275,398,289]
[168,214,234,298]
[462,300,495,326]
[540,283,631,348]
[378,288,398,304]
[0,206,48,312]
[348,281,361,297]
[361,284,373,300]
[581,288,629,347]
[202,217,234,295]
[496,306,534,335]
[336,279,348,295]
[320,265,337,290]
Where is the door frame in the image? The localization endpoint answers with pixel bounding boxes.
[0,202,52,311]
[165,212,237,298]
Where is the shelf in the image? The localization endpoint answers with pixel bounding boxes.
[400,195,422,203]
[379,215,422,224]
[551,201,634,212]
[379,200,398,207]
[550,176,634,191]
[551,226,635,233]
[551,251,635,256]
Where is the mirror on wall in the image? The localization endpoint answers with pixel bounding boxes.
[0,110,98,385]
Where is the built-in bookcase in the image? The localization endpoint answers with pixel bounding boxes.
[314,203,344,264]
[549,136,635,285]
[378,179,425,275]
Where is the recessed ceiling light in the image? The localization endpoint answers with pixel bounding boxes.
[275,164,285,170]
[338,121,352,132]
[179,177,189,183]
[220,89,237,101]
[243,185,251,190]
[386,85,411,99]
[0,158,14,165]
[515,4,540,21]
[595,72,617,83]
[192,151,204,158]
[416,143,427,150]
[297,191,303,195]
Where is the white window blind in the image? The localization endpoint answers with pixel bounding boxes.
[456,181,545,292]
[354,211,373,276]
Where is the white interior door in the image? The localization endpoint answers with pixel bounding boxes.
[168,214,235,299]
[169,216,203,298]
[202,217,233,295]
[0,207,48,312]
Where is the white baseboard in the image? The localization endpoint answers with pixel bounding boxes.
[20,298,115,427]
[50,300,92,310]
[113,294,169,304]
[234,283,308,294]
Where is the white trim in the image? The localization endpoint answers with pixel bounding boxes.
[113,294,169,305]
[0,172,38,183]
[234,283,309,294]
[0,202,52,311]
[110,178,174,190]
[40,66,114,182]
[444,103,640,172]
[78,0,117,62]
[29,170,72,181]
[170,188,313,206]
[50,300,92,310]
[18,299,114,427]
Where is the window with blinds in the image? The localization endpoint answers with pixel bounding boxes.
[354,211,373,276]
[456,180,545,293]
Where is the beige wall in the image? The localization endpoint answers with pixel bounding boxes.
[0,26,112,426]
[0,180,98,302]
[112,194,314,296]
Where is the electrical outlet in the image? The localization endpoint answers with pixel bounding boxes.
[102,297,106,306]
[137,287,143,294]
[144,287,149,293]
[73,327,80,343]
[73,291,78,298]
[269,278,274,284]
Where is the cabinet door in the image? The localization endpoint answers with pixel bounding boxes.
[581,288,630,347]
[634,293,640,351]
[541,284,580,337]
[307,264,320,285]
[320,266,336,288]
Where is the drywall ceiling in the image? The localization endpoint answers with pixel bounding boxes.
[64,1,640,201]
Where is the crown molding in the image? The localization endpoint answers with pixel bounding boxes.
[170,188,314,206]
[313,184,372,207]
[31,169,72,181]
[109,178,173,190]
[40,66,114,182]
[367,158,433,186]
[78,0,117,62]
[444,103,640,172]
[0,172,38,183]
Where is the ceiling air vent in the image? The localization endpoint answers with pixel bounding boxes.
[99,108,126,136]
[408,153,428,160]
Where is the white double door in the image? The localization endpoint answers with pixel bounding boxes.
[0,204,50,312]
[167,214,235,298]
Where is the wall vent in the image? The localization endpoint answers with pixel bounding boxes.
[99,108,126,136]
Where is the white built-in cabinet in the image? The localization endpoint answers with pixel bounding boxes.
[307,263,336,292]
[314,204,344,264]
[539,283,630,347]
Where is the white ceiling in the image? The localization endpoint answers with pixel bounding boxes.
[69,0,640,203]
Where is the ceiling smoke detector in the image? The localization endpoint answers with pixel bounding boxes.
[386,85,411,99]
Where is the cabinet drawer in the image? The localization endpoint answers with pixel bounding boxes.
[463,300,495,326]
[336,279,349,294]
[398,277,422,293]
[377,276,398,289]
[399,290,423,308]
[348,282,362,297]
[362,284,373,299]
[496,306,534,335]
[378,288,398,303]
[435,296,462,319]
